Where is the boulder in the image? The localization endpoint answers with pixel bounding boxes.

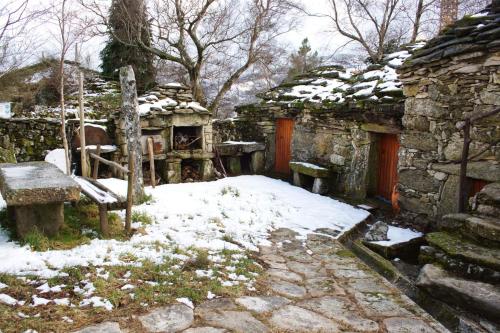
[364,221,388,241]
[417,264,500,322]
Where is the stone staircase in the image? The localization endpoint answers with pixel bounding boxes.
[416,183,500,332]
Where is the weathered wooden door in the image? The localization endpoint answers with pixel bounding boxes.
[275,118,294,174]
[377,134,400,200]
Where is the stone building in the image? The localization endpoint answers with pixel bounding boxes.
[215,44,424,200]
[113,84,214,184]
[397,4,500,217]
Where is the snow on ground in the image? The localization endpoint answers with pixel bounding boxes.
[370,226,423,246]
[0,176,368,278]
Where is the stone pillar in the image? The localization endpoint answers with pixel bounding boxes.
[228,156,242,175]
[201,159,214,180]
[119,66,144,201]
[166,159,181,184]
[293,171,302,187]
[14,203,64,238]
[250,151,265,174]
[312,178,328,195]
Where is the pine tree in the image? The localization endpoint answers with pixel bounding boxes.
[100,0,155,93]
[286,38,321,80]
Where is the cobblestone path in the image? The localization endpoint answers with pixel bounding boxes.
[75,228,449,333]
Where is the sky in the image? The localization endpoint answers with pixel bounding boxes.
[31,0,343,70]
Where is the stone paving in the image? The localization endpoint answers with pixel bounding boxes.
[74,228,449,333]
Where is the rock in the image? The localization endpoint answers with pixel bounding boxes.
[198,310,269,333]
[286,260,327,278]
[431,162,500,183]
[305,277,346,297]
[353,292,412,317]
[437,175,460,215]
[139,304,194,332]
[72,322,122,333]
[269,305,340,332]
[299,296,379,332]
[465,216,500,243]
[312,178,329,194]
[267,268,302,283]
[250,151,265,174]
[289,162,330,178]
[183,328,227,333]
[235,296,290,313]
[383,317,435,333]
[416,264,500,321]
[269,279,307,298]
[0,146,16,163]
[476,183,500,205]
[364,221,389,241]
[196,298,237,312]
[399,169,441,193]
[426,232,500,271]
[419,245,500,284]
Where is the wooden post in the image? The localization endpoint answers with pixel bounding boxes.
[125,150,135,233]
[458,119,471,213]
[147,137,156,188]
[79,71,88,177]
[99,204,109,237]
[92,144,101,180]
[119,66,144,202]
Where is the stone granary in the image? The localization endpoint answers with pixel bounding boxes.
[214,43,425,200]
[113,83,214,184]
[397,4,500,218]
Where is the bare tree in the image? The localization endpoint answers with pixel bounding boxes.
[84,0,299,114]
[51,0,93,174]
[0,0,45,78]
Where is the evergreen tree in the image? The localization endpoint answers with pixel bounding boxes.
[100,0,155,93]
[286,38,321,80]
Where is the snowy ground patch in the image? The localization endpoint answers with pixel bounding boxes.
[0,176,368,278]
[370,226,423,246]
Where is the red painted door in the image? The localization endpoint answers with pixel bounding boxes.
[377,134,400,201]
[275,118,294,174]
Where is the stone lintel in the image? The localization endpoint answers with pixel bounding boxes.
[431,161,500,182]
[361,123,401,134]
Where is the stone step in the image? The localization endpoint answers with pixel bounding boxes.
[473,182,500,218]
[419,245,500,284]
[416,264,500,323]
[425,232,500,272]
[438,214,500,245]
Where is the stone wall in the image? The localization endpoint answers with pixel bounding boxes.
[398,11,500,217]
[217,102,404,198]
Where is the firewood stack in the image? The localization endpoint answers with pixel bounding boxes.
[182,164,201,182]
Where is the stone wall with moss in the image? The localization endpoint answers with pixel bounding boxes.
[218,102,404,198]
[0,118,83,162]
[397,9,500,217]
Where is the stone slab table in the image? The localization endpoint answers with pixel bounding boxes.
[0,161,80,238]
[215,141,266,175]
[289,161,331,195]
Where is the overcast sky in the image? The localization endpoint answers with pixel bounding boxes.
[35,0,344,69]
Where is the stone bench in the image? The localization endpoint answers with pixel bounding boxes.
[0,162,80,238]
[289,161,330,194]
[215,141,266,175]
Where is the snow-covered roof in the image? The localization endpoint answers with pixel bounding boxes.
[137,83,210,116]
[258,42,426,107]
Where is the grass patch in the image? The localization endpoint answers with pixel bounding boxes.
[131,211,154,225]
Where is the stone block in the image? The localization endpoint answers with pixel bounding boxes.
[293,171,302,187]
[400,132,437,152]
[312,178,328,194]
[399,194,433,215]
[200,159,214,181]
[405,98,447,118]
[289,162,330,178]
[15,202,64,238]
[227,156,242,175]
[432,161,500,182]
[437,175,460,215]
[250,151,265,174]
[399,170,441,193]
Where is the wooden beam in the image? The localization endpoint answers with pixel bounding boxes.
[125,150,135,234]
[89,152,129,174]
[99,204,109,237]
[79,70,88,177]
[147,137,156,188]
[92,144,101,180]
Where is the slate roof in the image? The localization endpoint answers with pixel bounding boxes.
[401,4,500,69]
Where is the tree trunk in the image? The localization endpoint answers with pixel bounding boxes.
[411,0,424,43]
[440,0,458,31]
[119,65,144,202]
[59,60,71,175]
[78,70,88,177]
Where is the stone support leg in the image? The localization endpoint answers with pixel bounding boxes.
[250,151,265,174]
[312,178,329,195]
[166,160,182,184]
[293,171,302,187]
[14,202,64,238]
[228,156,242,175]
[200,159,214,181]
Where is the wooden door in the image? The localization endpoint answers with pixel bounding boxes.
[377,134,400,201]
[275,118,294,174]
